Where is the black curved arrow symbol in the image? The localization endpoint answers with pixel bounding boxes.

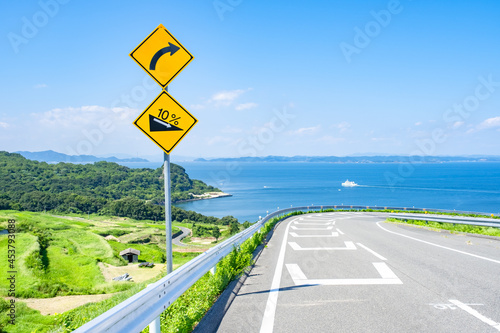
[149,43,180,70]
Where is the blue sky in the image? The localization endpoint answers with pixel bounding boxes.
[1,0,499,161]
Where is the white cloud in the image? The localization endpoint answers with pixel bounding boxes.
[414,121,422,126]
[211,89,246,103]
[288,126,321,136]
[210,88,253,107]
[235,102,258,111]
[34,83,48,89]
[34,105,137,128]
[0,122,9,128]
[477,116,500,130]
[452,121,464,129]
[466,116,500,134]
[331,121,351,133]
[191,88,254,110]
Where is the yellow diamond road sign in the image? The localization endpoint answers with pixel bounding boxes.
[133,91,197,154]
[130,24,194,88]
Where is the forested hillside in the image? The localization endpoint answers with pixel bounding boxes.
[0,151,222,221]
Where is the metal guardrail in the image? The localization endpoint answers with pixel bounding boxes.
[389,213,500,228]
[74,205,499,332]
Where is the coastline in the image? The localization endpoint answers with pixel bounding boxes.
[176,192,232,203]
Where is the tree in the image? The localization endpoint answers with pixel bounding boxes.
[220,215,238,226]
[212,226,221,242]
[229,221,240,235]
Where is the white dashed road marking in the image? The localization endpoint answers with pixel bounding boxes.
[286,262,403,286]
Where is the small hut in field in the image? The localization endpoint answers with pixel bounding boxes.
[119,248,141,263]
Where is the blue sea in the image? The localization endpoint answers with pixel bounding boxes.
[120,162,500,223]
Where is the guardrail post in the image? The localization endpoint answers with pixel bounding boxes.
[149,316,160,333]
[210,265,216,275]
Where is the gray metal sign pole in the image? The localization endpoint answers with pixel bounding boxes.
[164,84,173,275]
[149,93,172,333]
[164,151,173,274]
[149,143,171,333]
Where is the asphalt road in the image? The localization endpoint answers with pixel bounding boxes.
[201,212,500,332]
[172,226,191,247]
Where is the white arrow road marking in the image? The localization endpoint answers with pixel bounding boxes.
[294,221,332,226]
[286,262,403,286]
[286,263,308,280]
[449,300,500,331]
[291,225,334,231]
[288,241,356,251]
[289,232,339,238]
[357,243,387,261]
[298,218,336,224]
[336,228,345,235]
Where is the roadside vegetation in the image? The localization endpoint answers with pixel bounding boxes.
[386,217,500,237]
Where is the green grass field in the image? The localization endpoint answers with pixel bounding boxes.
[0,209,232,332]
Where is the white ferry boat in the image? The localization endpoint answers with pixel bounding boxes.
[341,179,358,187]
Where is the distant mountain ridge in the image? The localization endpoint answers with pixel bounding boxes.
[195,155,500,163]
[15,150,149,163]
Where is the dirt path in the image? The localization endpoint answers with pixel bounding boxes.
[99,262,166,282]
[19,294,115,316]
[174,248,209,252]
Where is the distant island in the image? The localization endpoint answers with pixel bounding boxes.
[0,151,223,215]
[195,155,500,163]
[15,150,149,163]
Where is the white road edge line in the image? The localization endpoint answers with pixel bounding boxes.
[376,222,500,265]
[336,228,345,235]
[260,218,294,332]
[449,299,500,331]
[288,241,356,251]
[357,243,387,261]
